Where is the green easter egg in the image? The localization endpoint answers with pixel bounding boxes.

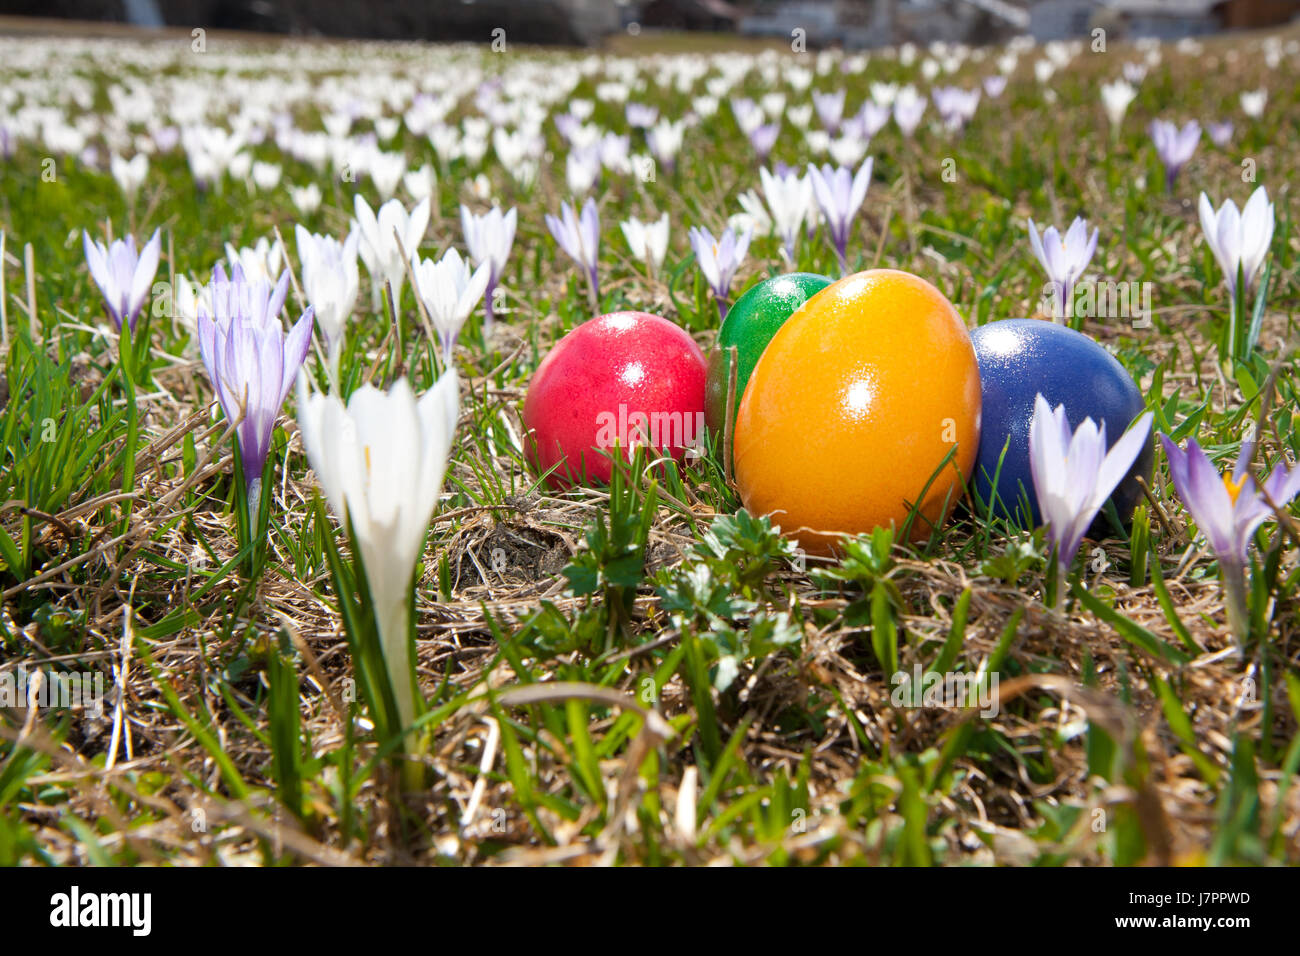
[705,272,833,455]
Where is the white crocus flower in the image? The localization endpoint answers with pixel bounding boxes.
[1100,79,1136,132]
[759,165,814,262]
[411,248,491,362]
[225,235,283,284]
[735,190,773,237]
[296,225,361,382]
[460,204,517,331]
[369,150,406,199]
[110,153,148,200]
[298,374,459,747]
[1240,88,1267,119]
[290,183,322,215]
[353,194,430,308]
[1197,185,1274,300]
[621,212,670,274]
[172,272,211,338]
[404,163,438,201]
[250,161,281,192]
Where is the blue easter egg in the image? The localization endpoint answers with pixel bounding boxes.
[970,319,1152,531]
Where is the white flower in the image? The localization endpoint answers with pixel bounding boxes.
[225,236,283,284]
[369,150,406,199]
[228,150,253,182]
[290,183,322,215]
[250,161,281,192]
[296,225,360,377]
[173,273,211,336]
[735,189,773,237]
[870,82,898,107]
[759,166,814,261]
[460,204,517,290]
[468,173,492,201]
[410,248,491,360]
[110,153,148,199]
[566,144,602,195]
[691,96,719,118]
[787,104,813,129]
[403,163,438,201]
[353,194,430,306]
[298,374,459,739]
[1198,185,1274,299]
[1100,79,1136,131]
[1240,88,1267,118]
[621,213,670,273]
[828,133,869,167]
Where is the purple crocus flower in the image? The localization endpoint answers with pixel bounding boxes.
[748,121,780,162]
[808,157,873,273]
[461,204,517,333]
[545,198,601,313]
[626,103,658,129]
[83,228,162,333]
[197,263,314,495]
[1149,119,1200,192]
[152,126,180,153]
[1207,121,1234,148]
[730,97,762,135]
[689,224,751,317]
[812,89,846,133]
[1161,435,1300,642]
[893,92,927,138]
[983,75,1008,98]
[554,113,579,143]
[856,101,892,139]
[1029,394,1153,609]
[1027,216,1099,324]
[931,86,981,132]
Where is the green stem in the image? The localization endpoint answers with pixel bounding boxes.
[1050,558,1068,615]
[118,326,138,548]
[1222,561,1250,648]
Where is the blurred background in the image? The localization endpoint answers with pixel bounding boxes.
[1,0,1298,47]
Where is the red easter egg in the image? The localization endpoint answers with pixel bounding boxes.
[523,311,707,488]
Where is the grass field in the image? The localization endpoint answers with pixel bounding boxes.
[0,21,1298,866]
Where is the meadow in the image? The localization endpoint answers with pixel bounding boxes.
[0,21,1297,866]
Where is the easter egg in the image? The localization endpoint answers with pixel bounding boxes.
[523,311,707,488]
[705,273,833,453]
[970,318,1152,529]
[733,269,981,553]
